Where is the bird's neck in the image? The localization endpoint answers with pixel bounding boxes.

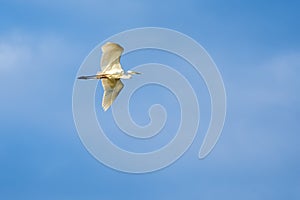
[121,74,132,79]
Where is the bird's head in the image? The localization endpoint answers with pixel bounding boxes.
[121,70,141,79]
[127,70,141,75]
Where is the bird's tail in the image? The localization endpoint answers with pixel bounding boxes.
[77,75,98,80]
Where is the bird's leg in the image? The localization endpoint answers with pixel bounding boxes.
[77,74,109,79]
[77,75,97,79]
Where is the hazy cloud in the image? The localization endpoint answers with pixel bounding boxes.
[0,35,31,70]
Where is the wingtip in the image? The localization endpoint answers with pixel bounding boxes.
[102,105,110,111]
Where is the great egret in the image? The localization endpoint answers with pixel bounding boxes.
[78,42,141,111]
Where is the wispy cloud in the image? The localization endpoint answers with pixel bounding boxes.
[208,51,300,172]
[0,34,31,70]
[227,51,300,110]
[0,31,78,129]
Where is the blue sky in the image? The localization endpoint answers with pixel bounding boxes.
[1,0,300,199]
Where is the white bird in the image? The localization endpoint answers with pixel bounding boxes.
[78,42,141,111]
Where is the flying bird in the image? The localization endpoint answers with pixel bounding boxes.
[78,42,141,111]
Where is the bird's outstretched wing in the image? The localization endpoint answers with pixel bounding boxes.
[101,78,124,111]
[100,42,124,73]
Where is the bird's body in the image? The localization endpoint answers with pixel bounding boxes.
[78,42,140,111]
